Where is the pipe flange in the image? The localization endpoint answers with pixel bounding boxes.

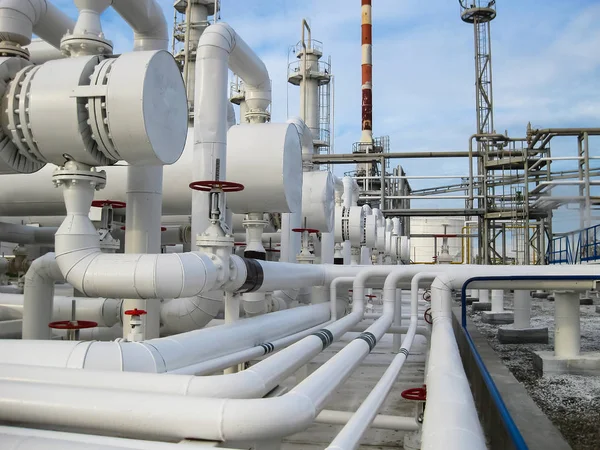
[87,58,120,161]
[244,109,271,123]
[197,233,235,249]
[61,34,113,58]
[4,65,45,163]
[52,162,106,191]
[0,41,30,60]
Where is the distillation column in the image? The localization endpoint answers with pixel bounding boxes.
[287,22,332,154]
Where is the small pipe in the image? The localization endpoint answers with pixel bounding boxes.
[326,272,435,450]
[316,410,418,431]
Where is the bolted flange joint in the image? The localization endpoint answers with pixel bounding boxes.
[52,161,106,191]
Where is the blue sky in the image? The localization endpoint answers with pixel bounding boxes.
[52,0,599,232]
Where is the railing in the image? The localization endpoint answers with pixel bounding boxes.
[547,223,600,264]
[287,59,331,84]
[580,224,600,263]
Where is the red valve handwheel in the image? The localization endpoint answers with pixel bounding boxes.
[91,200,126,209]
[423,290,432,302]
[366,294,377,299]
[291,228,320,234]
[124,309,147,316]
[234,242,247,246]
[189,180,245,192]
[401,386,427,401]
[48,320,98,330]
[424,308,433,325]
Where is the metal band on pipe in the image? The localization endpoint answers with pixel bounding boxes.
[312,329,334,350]
[355,331,376,351]
[238,258,264,293]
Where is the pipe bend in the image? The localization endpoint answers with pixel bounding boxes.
[220,393,316,440]
[111,0,168,51]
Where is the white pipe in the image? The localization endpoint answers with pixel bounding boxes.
[513,290,531,329]
[168,320,331,375]
[0,425,199,450]
[392,288,402,353]
[280,213,291,262]
[491,289,504,312]
[321,231,335,264]
[160,292,221,335]
[0,294,122,328]
[0,272,398,442]
[192,22,271,242]
[111,0,169,340]
[0,303,331,372]
[327,272,433,450]
[22,252,63,340]
[25,38,65,64]
[110,0,168,51]
[316,410,418,431]
[342,176,354,208]
[329,276,354,320]
[554,290,580,358]
[53,162,245,301]
[0,222,56,245]
[423,274,486,450]
[3,266,599,443]
[0,0,75,48]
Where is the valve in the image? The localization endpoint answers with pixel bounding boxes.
[124,308,147,342]
[91,200,125,252]
[292,228,319,264]
[422,289,431,302]
[189,180,244,224]
[48,299,98,340]
[401,385,427,402]
[424,308,433,325]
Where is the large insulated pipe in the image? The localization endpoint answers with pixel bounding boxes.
[111,0,170,339]
[360,0,373,144]
[0,222,57,246]
[0,0,75,49]
[21,253,63,340]
[110,0,168,51]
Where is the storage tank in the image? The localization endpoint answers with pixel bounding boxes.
[409,217,464,264]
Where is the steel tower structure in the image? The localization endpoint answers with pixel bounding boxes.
[461,0,499,264]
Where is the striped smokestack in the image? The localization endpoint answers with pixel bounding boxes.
[361,0,373,144]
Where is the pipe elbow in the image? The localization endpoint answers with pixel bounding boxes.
[198,22,236,55]
[111,0,168,51]
[160,291,221,335]
[221,394,316,441]
[0,0,46,45]
[25,252,63,286]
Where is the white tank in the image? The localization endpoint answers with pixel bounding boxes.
[409,217,464,264]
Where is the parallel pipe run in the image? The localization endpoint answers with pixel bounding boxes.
[327,272,436,450]
[423,274,486,450]
[0,302,331,374]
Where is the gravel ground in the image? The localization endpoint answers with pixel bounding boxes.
[469,295,600,450]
